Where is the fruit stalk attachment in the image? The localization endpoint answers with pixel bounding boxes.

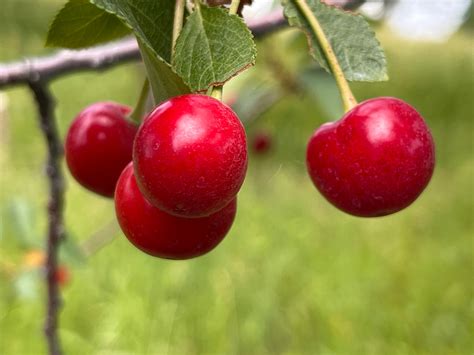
[229,0,242,15]
[294,0,357,112]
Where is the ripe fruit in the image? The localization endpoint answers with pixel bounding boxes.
[251,131,273,155]
[133,94,247,218]
[65,102,137,197]
[115,163,237,259]
[306,97,435,217]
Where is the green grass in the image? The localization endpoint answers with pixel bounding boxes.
[1,5,473,355]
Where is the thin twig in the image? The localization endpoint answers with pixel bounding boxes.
[28,80,65,355]
[1,38,141,88]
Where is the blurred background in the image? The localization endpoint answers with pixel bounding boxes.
[0,0,473,354]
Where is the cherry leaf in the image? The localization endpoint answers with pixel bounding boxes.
[91,0,175,63]
[138,40,190,105]
[172,6,257,92]
[46,0,130,49]
[282,0,388,82]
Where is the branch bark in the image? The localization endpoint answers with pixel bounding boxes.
[0,14,286,88]
[1,39,141,88]
[28,80,65,355]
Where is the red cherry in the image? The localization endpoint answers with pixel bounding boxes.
[251,131,273,155]
[133,94,247,217]
[306,97,435,217]
[115,163,237,259]
[65,102,137,197]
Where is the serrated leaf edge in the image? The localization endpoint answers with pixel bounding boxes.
[282,0,388,82]
[45,0,74,47]
[172,7,257,92]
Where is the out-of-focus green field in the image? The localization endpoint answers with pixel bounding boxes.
[1,1,473,354]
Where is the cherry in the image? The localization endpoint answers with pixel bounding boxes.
[65,102,137,197]
[115,163,237,259]
[251,131,273,155]
[133,94,247,218]
[306,97,435,217]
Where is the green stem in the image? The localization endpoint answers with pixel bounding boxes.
[186,1,193,14]
[229,0,241,15]
[172,0,186,60]
[294,0,357,112]
[129,79,150,123]
[210,86,222,101]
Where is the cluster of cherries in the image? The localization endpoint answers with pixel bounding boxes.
[65,94,247,259]
[65,93,435,260]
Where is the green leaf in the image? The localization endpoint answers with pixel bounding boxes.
[138,40,190,105]
[91,0,175,63]
[282,0,387,82]
[172,6,257,92]
[46,0,130,49]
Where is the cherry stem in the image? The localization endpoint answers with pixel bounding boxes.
[210,86,223,100]
[172,0,186,60]
[130,79,150,123]
[294,0,357,112]
[229,0,241,15]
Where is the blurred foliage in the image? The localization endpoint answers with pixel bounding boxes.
[461,2,474,30]
[0,2,473,354]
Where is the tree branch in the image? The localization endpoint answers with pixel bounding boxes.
[0,14,286,88]
[1,38,141,88]
[28,80,65,355]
